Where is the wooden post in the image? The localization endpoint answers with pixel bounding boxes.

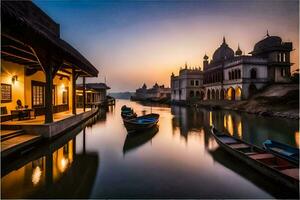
[45,153,53,185]
[83,127,86,154]
[72,68,77,115]
[45,66,53,123]
[83,77,86,112]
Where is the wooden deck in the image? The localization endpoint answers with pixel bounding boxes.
[1,108,90,126]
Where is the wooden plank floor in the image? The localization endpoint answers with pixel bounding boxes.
[1,108,90,125]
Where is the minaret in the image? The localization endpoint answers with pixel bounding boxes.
[203,54,209,71]
[235,44,242,56]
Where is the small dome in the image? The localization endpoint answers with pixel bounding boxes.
[203,54,209,60]
[253,35,282,53]
[235,45,242,56]
[212,37,234,62]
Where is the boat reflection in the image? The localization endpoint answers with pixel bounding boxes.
[123,125,159,154]
[208,147,299,198]
[1,113,103,199]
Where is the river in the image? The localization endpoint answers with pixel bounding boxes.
[1,99,299,198]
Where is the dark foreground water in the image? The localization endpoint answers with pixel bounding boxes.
[1,99,299,198]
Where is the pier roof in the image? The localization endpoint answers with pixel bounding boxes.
[1,1,99,77]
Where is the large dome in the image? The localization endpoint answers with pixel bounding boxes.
[253,35,282,53]
[212,37,234,62]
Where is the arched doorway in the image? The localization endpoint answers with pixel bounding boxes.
[201,91,205,100]
[207,89,211,100]
[248,83,257,98]
[190,90,194,97]
[220,89,225,100]
[227,87,235,100]
[250,68,257,79]
[216,89,219,100]
[212,89,215,100]
[235,87,242,100]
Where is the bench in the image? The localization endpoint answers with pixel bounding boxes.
[0,107,13,122]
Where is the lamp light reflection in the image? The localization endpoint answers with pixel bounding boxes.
[32,166,42,185]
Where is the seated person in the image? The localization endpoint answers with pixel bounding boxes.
[16,99,24,110]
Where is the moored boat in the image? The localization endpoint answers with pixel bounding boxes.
[123,113,159,133]
[263,139,299,164]
[211,126,299,192]
[121,105,137,119]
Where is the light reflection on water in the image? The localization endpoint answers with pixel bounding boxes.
[1,100,299,198]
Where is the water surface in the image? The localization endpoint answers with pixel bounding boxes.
[1,99,299,198]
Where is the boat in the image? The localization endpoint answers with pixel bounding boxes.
[123,113,159,133]
[210,126,299,192]
[121,105,137,119]
[123,125,158,154]
[263,139,299,164]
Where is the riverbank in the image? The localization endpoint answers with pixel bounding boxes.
[184,84,299,120]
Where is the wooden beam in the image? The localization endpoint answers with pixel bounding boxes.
[56,73,70,80]
[59,68,72,75]
[72,68,77,115]
[2,45,35,56]
[1,50,38,63]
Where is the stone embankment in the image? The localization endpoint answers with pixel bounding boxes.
[193,84,299,120]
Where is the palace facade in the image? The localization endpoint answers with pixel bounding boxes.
[170,33,293,102]
[132,83,171,101]
[170,65,204,102]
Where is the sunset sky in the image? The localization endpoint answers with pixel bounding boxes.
[34,0,299,92]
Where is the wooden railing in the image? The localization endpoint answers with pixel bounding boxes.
[34,104,69,116]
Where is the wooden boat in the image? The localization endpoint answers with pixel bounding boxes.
[123,125,158,154]
[121,105,137,119]
[123,113,159,133]
[211,126,299,192]
[263,139,299,164]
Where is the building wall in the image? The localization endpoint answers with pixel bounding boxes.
[1,60,25,111]
[24,69,72,109]
[1,60,73,113]
[171,69,204,102]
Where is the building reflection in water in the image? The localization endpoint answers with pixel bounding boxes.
[171,106,205,142]
[1,108,109,199]
[171,105,298,148]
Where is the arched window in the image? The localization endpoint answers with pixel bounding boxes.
[207,90,211,100]
[196,91,200,97]
[190,91,194,97]
[201,91,205,100]
[229,71,231,80]
[216,89,219,100]
[250,68,257,79]
[212,89,215,100]
[238,69,241,79]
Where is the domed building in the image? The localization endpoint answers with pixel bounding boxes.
[203,33,293,101]
[211,37,235,63]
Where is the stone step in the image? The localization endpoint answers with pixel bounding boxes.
[1,129,25,141]
[1,134,42,158]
